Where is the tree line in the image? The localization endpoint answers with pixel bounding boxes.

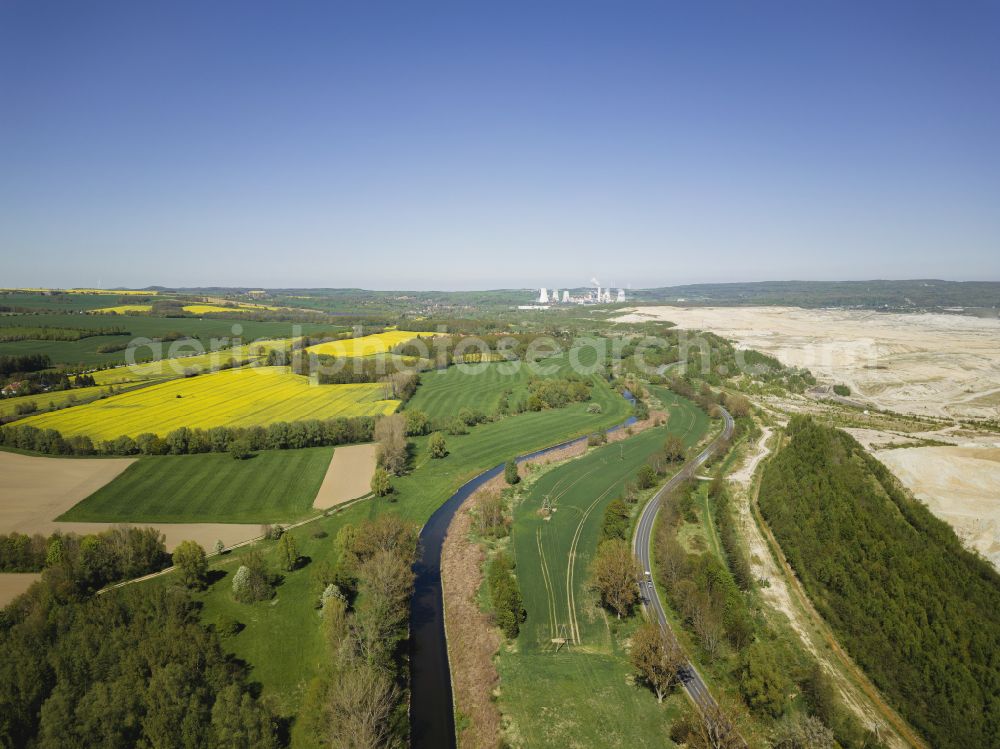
[0,325,130,342]
[0,414,376,457]
[297,515,418,747]
[0,353,51,377]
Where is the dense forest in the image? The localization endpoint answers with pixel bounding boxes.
[0,525,276,748]
[759,418,1000,749]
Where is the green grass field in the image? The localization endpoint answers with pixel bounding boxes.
[496,390,708,746]
[407,361,535,417]
[499,635,686,748]
[60,446,334,523]
[407,351,615,420]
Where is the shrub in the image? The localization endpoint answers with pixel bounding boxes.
[503,459,519,485]
[587,431,608,447]
[371,467,393,497]
[213,615,242,638]
[488,552,525,638]
[636,463,657,489]
[228,437,253,460]
[261,524,284,541]
[428,431,448,458]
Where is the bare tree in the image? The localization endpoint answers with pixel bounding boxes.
[691,595,725,659]
[354,549,415,668]
[326,658,399,749]
[374,413,407,476]
[473,488,505,535]
[683,698,749,749]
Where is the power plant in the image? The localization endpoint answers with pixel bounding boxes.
[522,279,626,309]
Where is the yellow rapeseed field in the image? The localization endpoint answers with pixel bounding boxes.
[90,304,152,314]
[18,366,398,440]
[305,330,432,358]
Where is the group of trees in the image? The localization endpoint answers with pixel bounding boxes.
[307,355,420,403]
[654,482,755,658]
[298,515,418,747]
[0,414,376,457]
[759,417,1000,749]
[487,551,526,638]
[0,352,51,377]
[0,531,50,571]
[232,550,278,603]
[0,524,277,748]
[0,526,169,596]
[523,376,592,410]
[392,331,566,365]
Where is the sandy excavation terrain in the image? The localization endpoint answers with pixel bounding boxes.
[876,446,1000,569]
[617,306,1000,421]
[0,451,260,552]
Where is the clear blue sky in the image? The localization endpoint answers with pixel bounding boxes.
[1,0,998,290]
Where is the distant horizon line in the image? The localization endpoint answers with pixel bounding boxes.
[4,278,999,293]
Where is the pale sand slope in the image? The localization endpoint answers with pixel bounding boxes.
[876,446,1000,571]
[0,452,260,552]
[0,572,41,607]
[313,443,377,509]
[616,306,1000,420]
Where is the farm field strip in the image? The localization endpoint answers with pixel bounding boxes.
[304,330,432,357]
[17,366,397,440]
[565,483,617,644]
[59,446,336,523]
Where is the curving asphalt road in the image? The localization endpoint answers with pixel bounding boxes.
[632,406,742,739]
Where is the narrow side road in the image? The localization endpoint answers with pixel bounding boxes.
[632,406,741,740]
